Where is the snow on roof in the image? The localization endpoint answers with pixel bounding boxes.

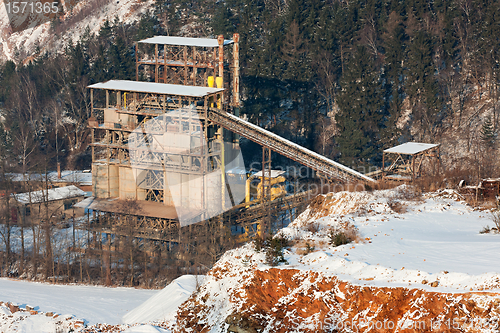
[49,170,92,185]
[88,80,224,97]
[383,142,440,155]
[73,196,95,208]
[8,171,92,186]
[14,185,86,205]
[252,170,286,178]
[137,36,233,47]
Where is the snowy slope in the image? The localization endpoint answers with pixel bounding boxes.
[123,275,204,325]
[123,326,170,333]
[0,278,157,325]
[0,0,153,63]
[2,187,500,332]
[0,303,85,333]
[175,186,500,332]
[277,187,500,292]
[185,185,500,296]
[0,275,205,332]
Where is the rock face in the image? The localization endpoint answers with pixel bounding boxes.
[0,0,153,63]
[177,267,500,333]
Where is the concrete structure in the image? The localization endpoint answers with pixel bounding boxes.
[87,33,376,242]
[88,34,243,233]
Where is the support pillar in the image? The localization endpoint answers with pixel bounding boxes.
[262,147,272,201]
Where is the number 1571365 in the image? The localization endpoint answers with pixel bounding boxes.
[5,1,59,14]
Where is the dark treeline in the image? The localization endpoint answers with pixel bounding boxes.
[1,0,500,172]
[212,0,500,168]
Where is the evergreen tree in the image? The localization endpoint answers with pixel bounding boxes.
[0,61,16,103]
[406,31,444,140]
[336,46,384,165]
[136,14,162,41]
[480,116,496,149]
[379,11,407,148]
[212,4,236,38]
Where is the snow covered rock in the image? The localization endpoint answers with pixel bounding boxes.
[175,187,500,332]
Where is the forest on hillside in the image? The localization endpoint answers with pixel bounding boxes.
[0,0,499,176]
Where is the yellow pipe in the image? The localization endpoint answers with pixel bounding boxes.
[216,77,223,109]
[208,76,215,87]
[246,175,286,203]
[124,92,127,108]
[216,76,223,88]
[245,174,260,204]
[257,176,286,200]
[245,176,253,203]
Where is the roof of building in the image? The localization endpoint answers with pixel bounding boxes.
[88,80,224,97]
[73,196,95,208]
[252,170,286,178]
[8,170,92,186]
[383,142,440,155]
[137,36,233,47]
[14,185,86,205]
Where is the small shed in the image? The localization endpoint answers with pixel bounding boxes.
[12,185,86,225]
[382,142,440,182]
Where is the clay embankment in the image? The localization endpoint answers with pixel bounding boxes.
[178,267,500,332]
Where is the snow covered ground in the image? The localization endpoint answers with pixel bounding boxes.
[274,186,500,292]
[0,278,156,325]
[0,275,202,332]
[123,275,204,325]
[174,186,500,332]
[2,186,500,332]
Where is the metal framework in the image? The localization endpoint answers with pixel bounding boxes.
[87,35,242,242]
[208,108,376,184]
[135,34,240,107]
[89,188,314,244]
[87,33,375,246]
[382,142,441,182]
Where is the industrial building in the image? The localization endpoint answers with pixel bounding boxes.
[85,34,375,244]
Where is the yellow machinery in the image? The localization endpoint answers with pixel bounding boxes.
[245,173,286,204]
[232,170,287,242]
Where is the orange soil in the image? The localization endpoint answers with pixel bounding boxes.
[177,267,500,333]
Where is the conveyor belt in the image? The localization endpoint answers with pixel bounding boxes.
[209,108,376,184]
